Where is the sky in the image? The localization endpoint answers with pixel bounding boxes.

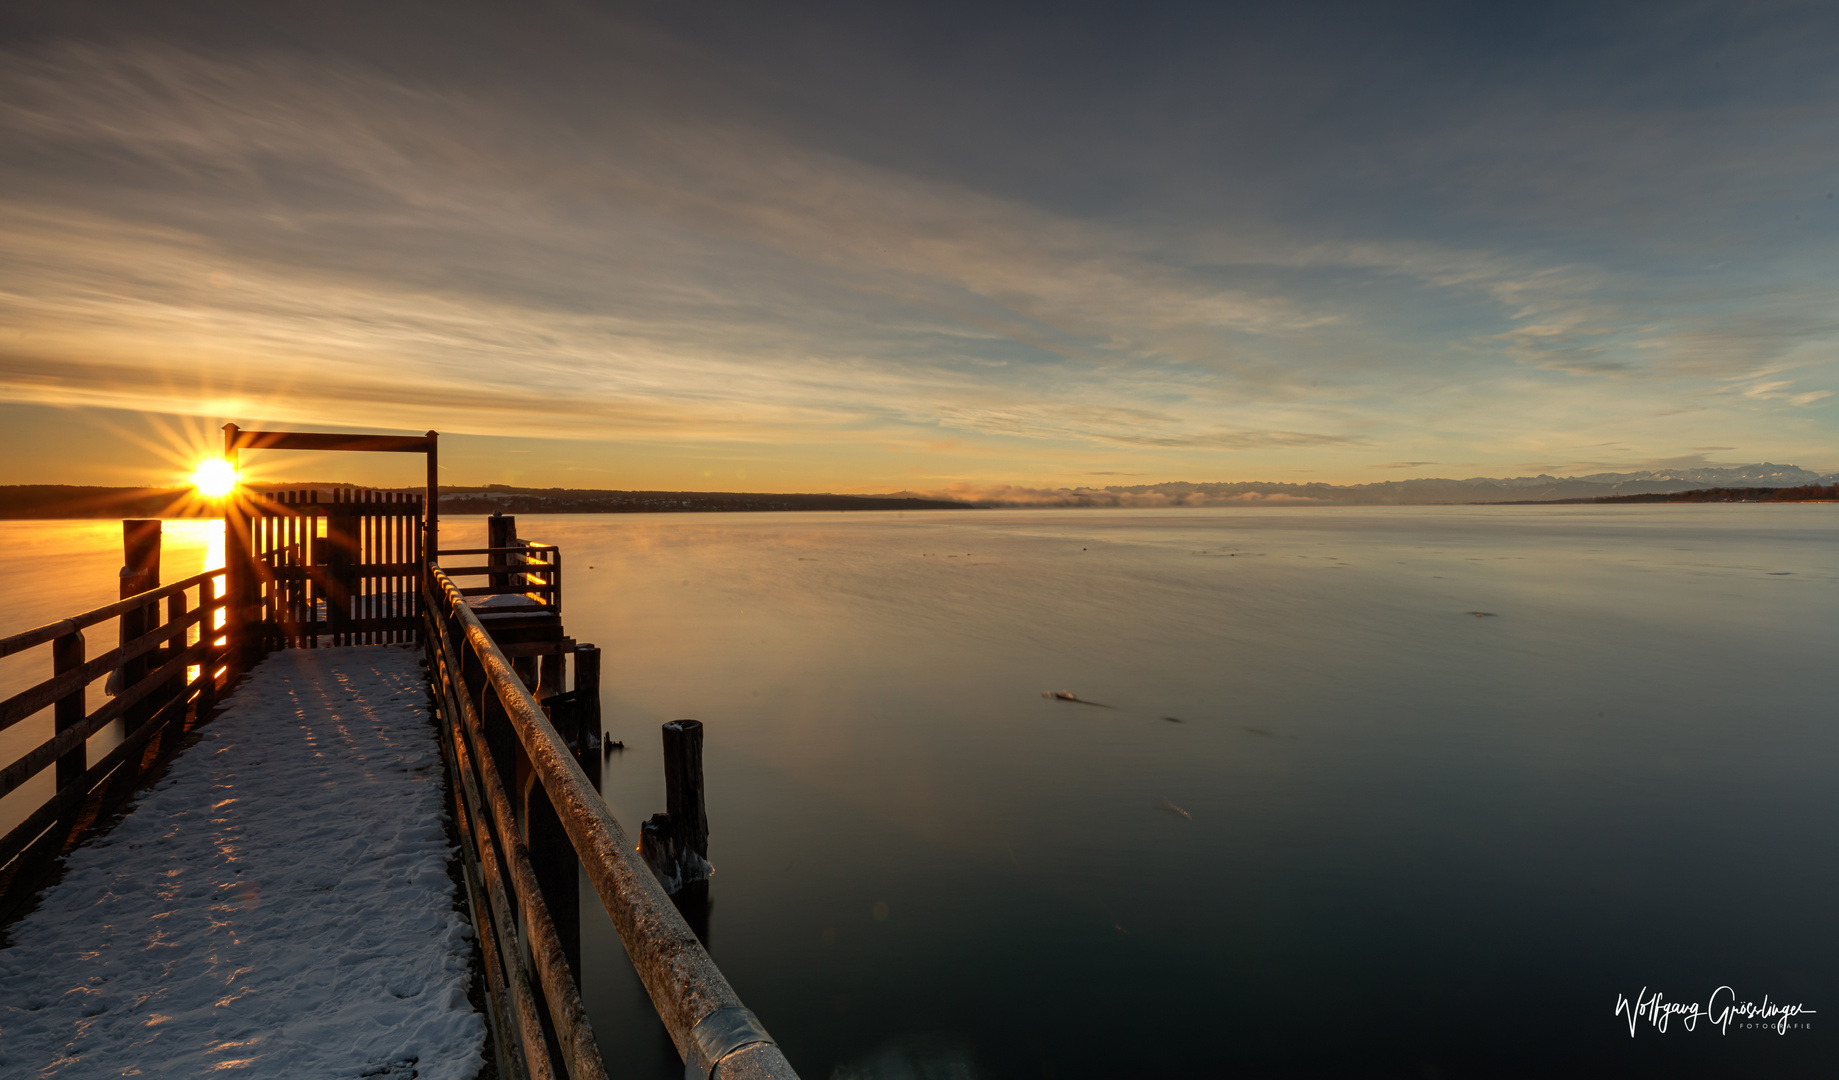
[0,0,1835,492]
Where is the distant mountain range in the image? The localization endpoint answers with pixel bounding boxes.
[2,464,1834,518]
[970,463,1839,507]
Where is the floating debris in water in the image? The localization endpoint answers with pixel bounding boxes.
[603,739,625,755]
[1159,800,1192,820]
[1042,690,1112,708]
[1162,716,1186,724]
[1465,611,1498,617]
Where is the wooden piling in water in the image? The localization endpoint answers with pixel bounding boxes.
[640,720,710,893]
[663,721,708,869]
[574,645,601,740]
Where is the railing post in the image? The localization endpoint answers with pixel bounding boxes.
[52,631,86,789]
[222,424,251,673]
[480,680,520,823]
[524,776,582,981]
[538,649,565,703]
[487,514,516,591]
[198,573,220,717]
[547,550,561,618]
[513,655,540,694]
[165,590,188,716]
[423,430,438,584]
[120,520,161,733]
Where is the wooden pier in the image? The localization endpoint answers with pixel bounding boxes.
[0,426,798,1080]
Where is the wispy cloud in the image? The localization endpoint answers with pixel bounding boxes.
[0,4,1835,484]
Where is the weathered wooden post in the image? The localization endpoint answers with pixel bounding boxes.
[538,649,565,703]
[52,632,86,790]
[197,572,219,717]
[164,590,187,720]
[639,814,677,891]
[663,720,708,870]
[326,489,356,647]
[566,645,601,787]
[221,424,248,672]
[513,655,540,695]
[479,682,520,815]
[423,430,439,577]
[119,520,161,733]
[487,514,516,591]
[573,645,601,740]
[524,776,581,981]
[640,719,710,894]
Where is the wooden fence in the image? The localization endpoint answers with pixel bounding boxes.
[247,488,426,647]
[0,532,230,925]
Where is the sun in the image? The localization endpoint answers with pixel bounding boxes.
[190,458,239,498]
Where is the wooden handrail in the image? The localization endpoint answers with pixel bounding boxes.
[0,640,215,800]
[426,568,797,1080]
[426,614,601,1080]
[437,545,559,556]
[439,564,559,577]
[0,569,225,658]
[0,636,226,871]
[0,602,219,734]
[456,584,560,597]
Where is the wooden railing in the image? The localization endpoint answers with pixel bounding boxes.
[438,543,562,617]
[0,568,231,923]
[423,566,797,1080]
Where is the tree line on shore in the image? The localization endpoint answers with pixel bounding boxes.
[2,481,1832,519]
[0,484,970,519]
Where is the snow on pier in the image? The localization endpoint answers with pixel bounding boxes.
[0,646,484,1079]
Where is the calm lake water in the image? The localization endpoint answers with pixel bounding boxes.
[4,507,1836,1076]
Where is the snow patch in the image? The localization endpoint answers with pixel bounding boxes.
[0,646,485,1079]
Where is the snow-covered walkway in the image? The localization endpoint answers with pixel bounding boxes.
[0,646,485,1079]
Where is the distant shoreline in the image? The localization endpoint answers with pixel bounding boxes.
[3,481,1834,519]
[0,484,974,520]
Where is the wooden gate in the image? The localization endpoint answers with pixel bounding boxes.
[249,488,424,647]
